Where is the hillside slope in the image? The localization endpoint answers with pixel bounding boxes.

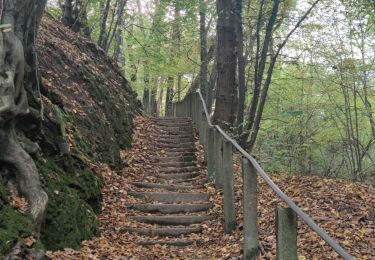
[0,14,141,256]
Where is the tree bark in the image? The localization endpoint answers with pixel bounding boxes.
[199,0,208,99]
[213,0,237,126]
[235,0,246,136]
[0,0,48,232]
[113,0,127,64]
[98,0,111,50]
[62,0,74,27]
[165,77,174,116]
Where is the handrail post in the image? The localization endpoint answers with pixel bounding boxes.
[242,158,259,259]
[276,207,297,260]
[223,139,236,234]
[187,93,192,117]
[214,128,223,189]
[207,126,215,180]
[201,116,208,162]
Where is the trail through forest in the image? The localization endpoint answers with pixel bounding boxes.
[48,117,375,259]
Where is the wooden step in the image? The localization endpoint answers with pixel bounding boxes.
[159,166,199,174]
[132,215,215,225]
[138,240,197,246]
[155,142,195,149]
[130,182,200,191]
[156,138,194,144]
[153,161,196,168]
[156,172,200,180]
[128,191,210,203]
[126,203,213,214]
[122,226,202,237]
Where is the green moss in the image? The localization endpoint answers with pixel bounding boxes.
[0,178,33,254]
[37,159,100,251]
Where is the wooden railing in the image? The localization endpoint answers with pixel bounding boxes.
[172,90,353,260]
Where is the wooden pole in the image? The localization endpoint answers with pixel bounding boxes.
[242,158,259,259]
[214,128,223,189]
[222,139,236,233]
[207,126,215,180]
[276,207,297,260]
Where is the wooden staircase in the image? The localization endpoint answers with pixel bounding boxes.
[123,117,214,246]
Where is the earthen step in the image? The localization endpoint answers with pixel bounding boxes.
[130,182,201,191]
[126,202,213,214]
[128,191,210,203]
[132,215,215,225]
[156,172,201,180]
[122,226,202,237]
[138,240,197,247]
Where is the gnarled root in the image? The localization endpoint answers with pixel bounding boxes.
[0,122,48,233]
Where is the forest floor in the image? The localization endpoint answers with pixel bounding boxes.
[47,116,375,260]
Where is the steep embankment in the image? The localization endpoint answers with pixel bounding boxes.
[0,14,140,256]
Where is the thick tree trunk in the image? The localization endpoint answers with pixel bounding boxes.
[107,0,126,53]
[151,88,158,116]
[143,88,150,113]
[199,0,208,99]
[0,0,48,232]
[62,0,74,27]
[235,0,247,136]
[213,0,237,126]
[98,0,111,50]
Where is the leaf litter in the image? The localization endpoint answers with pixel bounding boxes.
[47,116,375,259]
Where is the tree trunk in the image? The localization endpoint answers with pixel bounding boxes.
[199,0,208,98]
[0,0,48,232]
[235,0,246,136]
[113,0,127,63]
[213,0,237,126]
[151,88,158,116]
[143,88,150,113]
[62,0,73,27]
[165,77,174,117]
[98,0,111,50]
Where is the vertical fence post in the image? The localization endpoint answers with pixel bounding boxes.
[276,207,297,260]
[191,93,197,123]
[222,139,236,234]
[186,93,191,118]
[214,128,223,189]
[201,117,208,162]
[207,126,215,180]
[242,158,259,259]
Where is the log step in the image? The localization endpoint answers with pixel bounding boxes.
[156,172,201,180]
[130,182,200,191]
[156,138,194,144]
[156,143,195,149]
[128,191,210,203]
[159,166,200,174]
[153,162,196,168]
[138,240,197,247]
[132,215,215,225]
[122,226,202,237]
[126,203,213,214]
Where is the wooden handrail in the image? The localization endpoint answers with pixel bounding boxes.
[173,90,353,259]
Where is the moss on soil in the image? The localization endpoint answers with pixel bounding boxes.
[38,159,100,251]
[0,177,33,254]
